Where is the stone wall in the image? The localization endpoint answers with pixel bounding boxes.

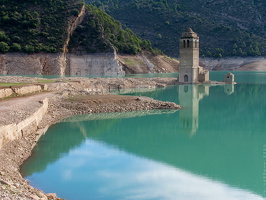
[0,88,13,99]
[0,84,47,99]
[0,98,48,149]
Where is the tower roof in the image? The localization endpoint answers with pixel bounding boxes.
[187,28,193,32]
[181,28,198,39]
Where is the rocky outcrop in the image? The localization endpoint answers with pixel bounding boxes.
[0,51,179,76]
[118,52,179,74]
[0,53,66,75]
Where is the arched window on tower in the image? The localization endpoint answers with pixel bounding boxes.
[187,40,190,48]
[184,75,188,82]
[183,40,186,48]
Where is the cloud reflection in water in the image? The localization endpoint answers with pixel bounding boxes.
[56,140,263,200]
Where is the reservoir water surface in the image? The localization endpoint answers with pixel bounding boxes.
[21,72,266,200]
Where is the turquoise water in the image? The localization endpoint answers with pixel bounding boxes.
[1,71,265,80]
[21,72,266,200]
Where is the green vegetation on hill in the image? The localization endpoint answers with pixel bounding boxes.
[3,0,263,57]
[0,0,160,55]
[0,0,84,53]
[69,5,161,55]
[86,0,266,57]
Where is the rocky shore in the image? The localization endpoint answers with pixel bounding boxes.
[200,57,266,71]
[0,76,180,200]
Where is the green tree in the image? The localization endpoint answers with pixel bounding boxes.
[206,50,212,57]
[104,27,111,37]
[0,31,9,42]
[232,49,237,56]
[238,48,243,55]
[71,9,80,16]
[249,46,261,56]
[24,45,35,53]
[11,43,21,51]
[0,42,9,53]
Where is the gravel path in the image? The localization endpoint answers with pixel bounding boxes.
[0,92,54,126]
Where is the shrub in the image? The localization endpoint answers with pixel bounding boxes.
[24,45,35,53]
[71,9,80,16]
[0,31,9,42]
[11,43,21,51]
[0,42,10,53]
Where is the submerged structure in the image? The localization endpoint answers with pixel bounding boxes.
[178,28,209,83]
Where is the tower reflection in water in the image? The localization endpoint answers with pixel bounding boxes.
[178,84,234,136]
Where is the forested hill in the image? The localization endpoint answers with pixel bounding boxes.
[69,5,161,55]
[0,0,160,55]
[86,0,266,58]
[0,0,84,53]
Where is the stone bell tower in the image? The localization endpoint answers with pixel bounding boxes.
[179,28,200,83]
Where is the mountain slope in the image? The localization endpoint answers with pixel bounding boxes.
[68,5,161,55]
[86,0,266,57]
[0,0,160,55]
[0,0,84,53]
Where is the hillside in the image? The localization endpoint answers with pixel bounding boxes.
[86,0,266,58]
[0,0,161,56]
[0,0,179,75]
[0,0,84,53]
[68,5,161,55]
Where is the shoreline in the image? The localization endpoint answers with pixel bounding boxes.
[0,76,182,200]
